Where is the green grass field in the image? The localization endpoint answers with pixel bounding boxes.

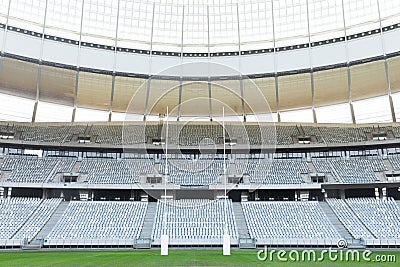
[0,249,398,267]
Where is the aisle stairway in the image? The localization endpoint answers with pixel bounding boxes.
[35,201,69,240]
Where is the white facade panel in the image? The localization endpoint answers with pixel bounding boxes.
[115,52,149,75]
[276,49,310,72]
[240,53,275,75]
[80,47,114,71]
[348,34,383,62]
[311,42,347,67]
[383,28,400,55]
[151,56,182,76]
[4,31,41,58]
[42,39,78,66]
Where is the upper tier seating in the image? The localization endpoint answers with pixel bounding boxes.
[317,127,370,144]
[77,158,154,184]
[47,201,147,240]
[166,124,224,146]
[236,159,309,184]
[301,126,324,143]
[16,125,86,143]
[2,122,400,146]
[152,199,237,240]
[91,124,157,145]
[276,126,299,145]
[242,201,341,240]
[388,156,400,170]
[1,156,76,183]
[312,157,386,183]
[224,125,277,145]
[159,159,225,186]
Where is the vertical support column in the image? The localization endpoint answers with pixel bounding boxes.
[305,0,317,123]
[207,5,213,121]
[32,0,49,123]
[377,0,396,122]
[1,0,12,54]
[42,188,48,199]
[177,5,185,121]
[143,3,155,121]
[339,189,345,200]
[72,0,86,122]
[341,0,356,124]
[109,75,116,122]
[271,0,280,122]
[374,188,380,199]
[236,4,246,122]
[382,187,387,200]
[109,0,121,122]
[177,79,183,121]
[208,78,213,121]
[72,70,79,122]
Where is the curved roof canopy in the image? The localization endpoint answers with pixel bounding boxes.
[0,0,400,124]
[1,0,399,52]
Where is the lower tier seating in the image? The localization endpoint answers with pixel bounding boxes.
[151,199,238,240]
[0,198,42,239]
[47,201,147,240]
[242,201,341,240]
[345,198,400,239]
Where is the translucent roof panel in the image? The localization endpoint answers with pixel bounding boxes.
[8,0,47,32]
[379,0,400,27]
[0,0,9,24]
[343,0,380,35]
[308,0,344,42]
[81,0,119,46]
[273,0,309,47]
[2,0,398,52]
[238,0,273,51]
[45,0,83,40]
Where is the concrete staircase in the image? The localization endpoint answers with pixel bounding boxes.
[34,201,69,240]
[232,202,250,238]
[383,159,394,171]
[307,162,317,173]
[319,201,353,239]
[71,161,82,173]
[139,202,157,239]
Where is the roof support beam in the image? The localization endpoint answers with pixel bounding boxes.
[109,0,121,122]
[32,0,49,123]
[377,0,396,122]
[237,3,246,122]
[271,0,280,122]
[143,3,156,121]
[177,5,185,121]
[306,0,317,123]
[1,0,12,55]
[72,0,86,122]
[341,0,356,124]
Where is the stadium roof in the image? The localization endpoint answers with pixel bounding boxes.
[0,0,399,123]
[1,0,399,52]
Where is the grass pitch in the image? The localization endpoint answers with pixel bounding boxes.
[0,249,398,267]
